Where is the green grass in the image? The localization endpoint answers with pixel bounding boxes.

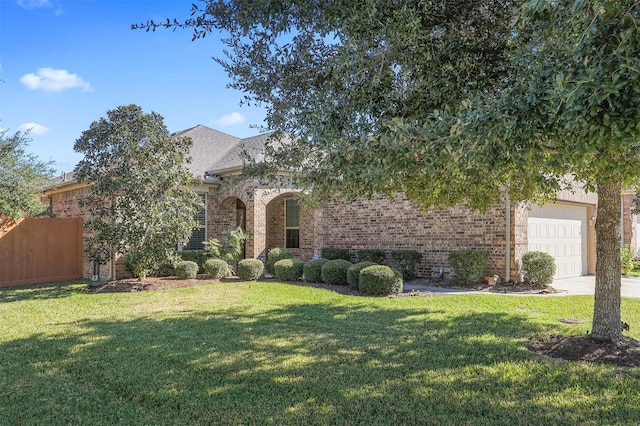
[2,281,640,425]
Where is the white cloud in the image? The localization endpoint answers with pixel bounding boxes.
[18,122,49,135]
[214,112,245,127]
[20,67,92,93]
[17,0,52,9]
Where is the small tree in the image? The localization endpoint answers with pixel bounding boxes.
[73,105,203,279]
[0,130,54,221]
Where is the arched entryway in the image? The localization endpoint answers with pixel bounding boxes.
[215,197,247,259]
[265,192,315,260]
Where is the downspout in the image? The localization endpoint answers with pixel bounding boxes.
[505,196,511,282]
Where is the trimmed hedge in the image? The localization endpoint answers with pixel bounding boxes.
[304,258,330,283]
[391,250,422,280]
[178,250,208,273]
[175,261,199,279]
[359,265,403,295]
[237,259,264,281]
[347,261,377,289]
[448,250,489,286]
[321,247,350,261]
[204,258,230,279]
[357,249,386,264]
[266,247,293,275]
[522,251,556,286]
[274,258,304,281]
[321,259,352,285]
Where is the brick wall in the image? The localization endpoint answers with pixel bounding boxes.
[265,194,315,261]
[320,194,508,278]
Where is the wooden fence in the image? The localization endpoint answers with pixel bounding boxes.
[0,217,83,288]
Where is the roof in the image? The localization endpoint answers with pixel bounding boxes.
[46,124,276,191]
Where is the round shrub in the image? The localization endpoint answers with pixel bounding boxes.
[175,260,199,279]
[347,261,377,289]
[204,258,230,279]
[357,249,386,264]
[359,265,403,295]
[320,259,352,285]
[448,250,490,286]
[274,258,304,281]
[237,258,264,281]
[522,251,556,286]
[266,247,293,275]
[304,258,329,283]
[321,247,350,261]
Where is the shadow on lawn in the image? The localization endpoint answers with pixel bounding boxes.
[0,280,90,303]
[2,301,640,424]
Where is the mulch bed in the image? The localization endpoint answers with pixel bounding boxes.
[528,334,640,368]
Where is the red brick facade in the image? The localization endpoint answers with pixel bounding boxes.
[46,177,636,283]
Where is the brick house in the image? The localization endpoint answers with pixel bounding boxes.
[45,124,637,282]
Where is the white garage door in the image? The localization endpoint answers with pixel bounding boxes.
[528,204,587,279]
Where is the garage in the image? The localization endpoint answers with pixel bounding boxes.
[528,203,588,279]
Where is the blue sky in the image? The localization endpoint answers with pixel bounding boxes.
[1,0,266,172]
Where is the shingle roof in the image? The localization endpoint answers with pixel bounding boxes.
[174,125,242,178]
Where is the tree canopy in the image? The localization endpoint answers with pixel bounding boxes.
[0,129,54,221]
[74,104,204,279]
[139,0,640,341]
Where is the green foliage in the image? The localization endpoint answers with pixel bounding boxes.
[203,226,247,273]
[237,258,264,281]
[358,265,403,296]
[521,251,556,287]
[321,247,350,261]
[0,130,54,220]
[273,258,304,281]
[204,258,230,279]
[621,245,635,275]
[320,259,352,285]
[175,261,199,279]
[391,250,422,281]
[266,247,293,275]
[357,249,386,264]
[347,261,377,289]
[303,258,329,283]
[448,250,490,287]
[178,250,208,273]
[73,104,203,279]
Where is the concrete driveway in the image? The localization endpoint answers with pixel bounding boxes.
[551,276,640,298]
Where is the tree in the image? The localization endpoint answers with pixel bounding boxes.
[141,1,640,341]
[0,129,54,221]
[74,105,204,279]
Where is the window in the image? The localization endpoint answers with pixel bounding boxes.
[184,194,206,250]
[285,198,300,249]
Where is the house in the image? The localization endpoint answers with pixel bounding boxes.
[45,124,637,282]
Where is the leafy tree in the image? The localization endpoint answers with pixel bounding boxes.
[74,105,204,279]
[141,1,640,341]
[0,129,54,221]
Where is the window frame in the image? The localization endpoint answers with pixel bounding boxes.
[181,193,207,251]
[284,198,300,249]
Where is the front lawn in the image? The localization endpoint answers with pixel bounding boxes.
[1,280,640,424]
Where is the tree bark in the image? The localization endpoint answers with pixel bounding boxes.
[591,179,622,342]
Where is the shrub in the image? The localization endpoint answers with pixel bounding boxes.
[304,258,329,283]
[359,265,403,295]
[391,250,422,280]
[357,249,386,264]
[178,250,208,273]
[175,261,199,279]
[448,250,490,286]
[274,258,304,281]
[347,261,377,289]
[621,244,635,275]
[237,259,264,281]
[522,251,556,286]
[266,247,293,275]
[321,259,353,285]
[204,258,230,279]
[321,247,350,261]
[151,260,175,277]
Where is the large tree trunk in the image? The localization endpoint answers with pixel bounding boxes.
[591,179,622,342]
